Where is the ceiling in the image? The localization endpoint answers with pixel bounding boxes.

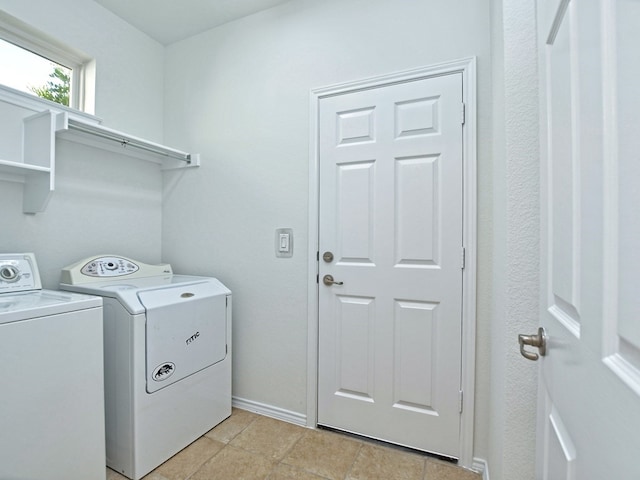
[93,0,292,45]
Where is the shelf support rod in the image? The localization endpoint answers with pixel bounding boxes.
[67,120,193,164]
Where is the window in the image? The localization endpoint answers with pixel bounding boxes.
[0,10,95,113]
[0,38,72,106]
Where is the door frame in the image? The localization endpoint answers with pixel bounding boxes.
[306,57,478,468]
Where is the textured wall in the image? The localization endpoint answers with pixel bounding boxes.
[489,0,540,479]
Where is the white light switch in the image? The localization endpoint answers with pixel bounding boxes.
[275,228,293,258]
[279,233,290,252]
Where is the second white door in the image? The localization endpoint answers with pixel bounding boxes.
[317,72,464,458]
[535,0,640,478]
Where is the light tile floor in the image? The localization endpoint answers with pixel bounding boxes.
[106,408,481,480]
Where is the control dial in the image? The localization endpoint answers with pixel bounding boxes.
[0,265,20,282]
[79,256,140,277]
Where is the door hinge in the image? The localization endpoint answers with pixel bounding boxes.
[317,251,320,261]
[316,273,319,284]
[459,390,464,413]
[461,102,466,125]
[461,247,466,270]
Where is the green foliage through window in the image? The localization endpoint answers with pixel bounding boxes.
[28,66,70,106]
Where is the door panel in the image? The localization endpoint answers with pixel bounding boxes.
[542,398,576,480]
[335,295,375,401]
[318,73,463,458]
[337,161,375,262]
[537,1,640,478]
[395,155,439,265]
[604,0,640,395]
[392,300,438,412]
[547,0,581,336]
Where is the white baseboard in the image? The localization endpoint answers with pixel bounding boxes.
[472,458,490,480]
[232,396,307,427]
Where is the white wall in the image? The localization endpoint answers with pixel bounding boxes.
[161,0,493,463]
[0,0,166,286]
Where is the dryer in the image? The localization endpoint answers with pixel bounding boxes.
[60,255,232,480]
[0,253,105,480]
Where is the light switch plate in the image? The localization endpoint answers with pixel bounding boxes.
[275,228,293,258]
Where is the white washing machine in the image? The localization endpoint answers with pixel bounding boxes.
[59,255,232,480]
[0,253,106,480]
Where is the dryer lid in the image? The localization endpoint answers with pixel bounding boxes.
[142,282,228,393]
[61,275,230,315]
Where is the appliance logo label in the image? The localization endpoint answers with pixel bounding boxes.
[186,331,200,346]
[152,362,175,382]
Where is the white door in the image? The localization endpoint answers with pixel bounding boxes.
[317,73,464,458]
[535,0,640,478]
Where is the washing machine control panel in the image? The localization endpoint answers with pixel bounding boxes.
[80,256,140,277]
[61,255,173,285]
[0,253,42,293]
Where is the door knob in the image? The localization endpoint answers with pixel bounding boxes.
[323,274,343,286]
[322,251,334,263]
[518,327,547,361]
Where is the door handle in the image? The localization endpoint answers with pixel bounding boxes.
[518,327,547,361]
[323,274,343,286]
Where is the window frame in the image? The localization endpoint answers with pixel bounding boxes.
[0,10,94,113]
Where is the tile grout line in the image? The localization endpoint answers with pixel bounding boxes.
[264,425,307,480]
[184,412,262,480]
[188,436,233,479]
[274,427,329,479]
[342,441,364,480]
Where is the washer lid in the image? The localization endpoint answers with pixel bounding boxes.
[0,290,102,325]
